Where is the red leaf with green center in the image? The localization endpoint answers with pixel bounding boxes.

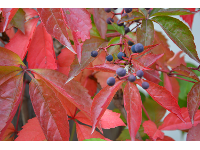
[37,8,75,53]
[138,53,164,67]
[180,8,196,29]
[123,82,142,141]
[135,79,184,122]
[15,117,46,141]
[186,123,200,141]
[29,78,70,141]
[91,80,124,133]
[187,82,200,124]
[27,23,57,70]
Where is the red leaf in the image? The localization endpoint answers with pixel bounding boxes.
[187,82,200,124]
[138,53,164,67]
[27,23,57,70]
[0,72,23,140]
[2,123,15,141]
[29,78,70,141]
[76,109,125,129]
[180,8,196,29]
[143,120,164,141]
[91,80,124,133]
[95,72,115,88]
[158,107,200,130]
[186,123,200,141]
[143,70,161,84]
[123,82,142,141]
[15,117,46,141]
[57,48,75,76]
[37,8,75,53]
[167,51,186,69]
[156,136,175,141]
[5,18,39,60]
[131,59,153,71]
[93,8,107,39]
[23,8,39,21]
[135,79,184,122]
[75,122,110,141]
[0,47,25,66]
[72,31,83,63]
[0,8,18,32]
[87,64,120,73]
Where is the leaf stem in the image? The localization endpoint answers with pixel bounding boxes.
[168,75,196,83]
[142,104,151,121]
[69,121,76,141]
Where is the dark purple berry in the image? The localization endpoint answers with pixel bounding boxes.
[106,55,113,61]
[136,70,144,78]
[135,43,144,53]
[113,8,118,10]
[104,8,111,13]
[142,82,149,89]
[124,8,132,13]
[124,26,130,34]
[116,68,126,77]
[128,40,134,46]
[91,51,98,57]
[128,75,136,82]
[117,20,124,26]
[106,17,114,24]
[107,77,115,86]
[145,8,150,10]
[117,52,126,60]
[131,45,136,53]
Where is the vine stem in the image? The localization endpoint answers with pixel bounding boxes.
[169,75,196,83]
[142,104,151,121]
[69,121,76,141]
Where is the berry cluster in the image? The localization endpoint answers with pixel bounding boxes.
[91,8,150,90]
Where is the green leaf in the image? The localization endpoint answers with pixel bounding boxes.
[83,138,106,141]
[107,37,120,60]
[136,19,154,46]
[150,8,194,17]
[152,16,200,64]
[120,11,145,23]
[149,8,161,17]
[117,128,130,141]
[111,22,125,35]
[90,23,101,38]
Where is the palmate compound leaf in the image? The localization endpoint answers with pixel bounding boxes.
[37,8,75,54]
[135,79,184,122]
[123,82,142,141]
[27,23,57,70]
[15,117,46,141]
[151,16,200,64]
[0,69,23,140]
[91,80,124,133]
[186,123,200,141]
[29,78,70,141]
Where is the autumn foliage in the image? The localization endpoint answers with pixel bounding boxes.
[0,8,200,141]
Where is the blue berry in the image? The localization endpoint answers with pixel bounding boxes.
[142,82,149,89]
[91,51,98,57]
[136,70,144,78]
[106,17,114,24]
[106,55,113,61]
[131,45,136,53]
[104,8,111,13]
[128,75,136,82]
[117,20,124,26]
[124,8,132,13]
[124,26,130,34]
[116,68,126,77]
[135,43,144,53]
[128,40,134,46]
[117,52,126,60]
[107,77,115,86]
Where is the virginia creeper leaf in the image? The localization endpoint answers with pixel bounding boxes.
[67,37,107,83]
[0,74,23,140]
[172,64,200,81]
[27,23,57,70]
[143,70,161,84]
[2,123,15,141]
[37,8,75,53]
[111,23,125,35]
[159,107,200,130]
[123,82,142,141]
[186,123,200,141]
[138,53,164,67]
[135,79,184,122]
[151,16,200,64]
[120,11,145,23]
[167,51,186,69]
[15,117,46,141]
[23,8,39,21]
[29,78,70,141]
[0,47,25,66]
[136,19,154,46]
[131,59,153,71]
[107,37,120,59]
[187,82,200,124]
[91,80,124,133]
[0,8,18,32]
[87,64,120,73]
[95,72,115,88]
[156,136,175,141]
[93,8,107,39]
[149,8,161,17]
[143,120,164,141]
[5,18,39,60]
[180,8,196,29]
